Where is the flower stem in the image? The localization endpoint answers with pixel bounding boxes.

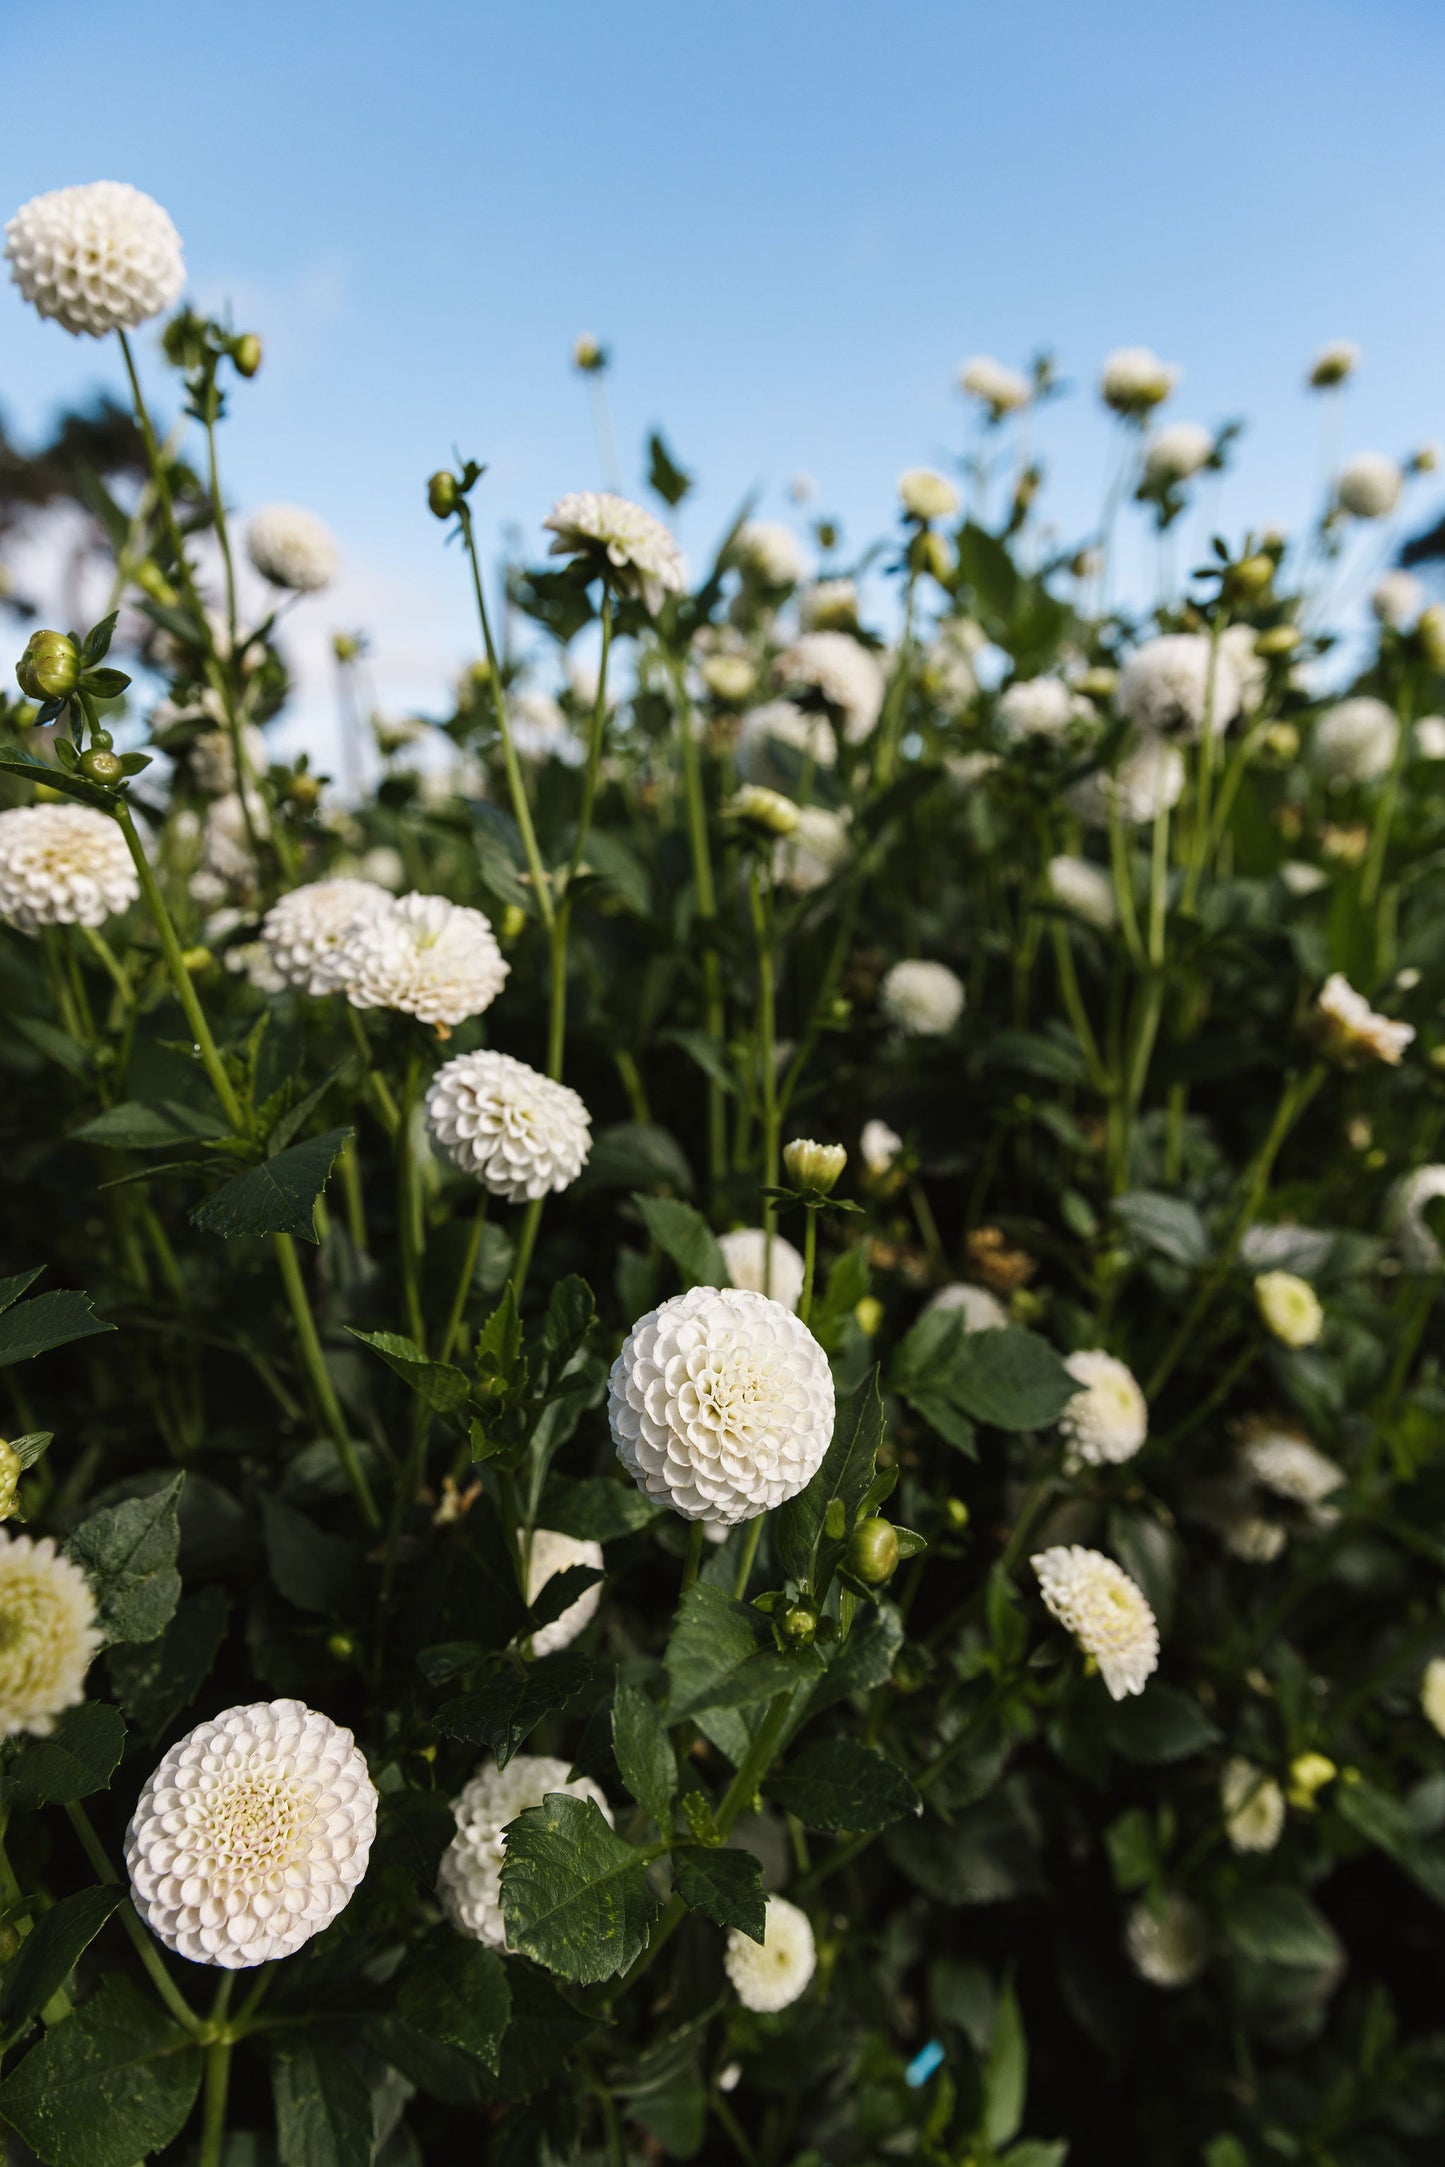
[748,865,780,1283]
[63,1802,201,2035]
[440,1194,488,1364]
[198,1975,235,2167]
[455,503,555,933]
[799,1212,818,1326]
[272,1233,380,1527]
[679,1520,705,1596]
[396,1053,427,1350]
[672,661,728,1200]
[732,1515,765,1600]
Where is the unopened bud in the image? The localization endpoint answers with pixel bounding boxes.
[500,904,527,942]
[1255,624,1301,658]
[427,470,459,520]
[943,1497,970,1531]
[726,784,799,838]
[700,654,757,704]
[289,772,322,811]
[181,945,213,975]
[1227,554,1274,601]
[783,1137,846,1194]
[1287,1751,1337,1810]
[1413,441,1440,475]
[327,1631,359,1663]
[232,333,263,378]
[1309,342,1358,390]
[332,632,361,664]
[16,630,80,702]
[1075,666,1118,700]
[1262,721,1300,761]
[1417,604,1445,673]
[573,334,605,372]
[0,1439,22,1520]
[781,1605,818,1646]
[854,1296,884,1338]
[912,528,955,584]
[848,1517,901,1585]
[133,560,180,609]
[78,749,125,786]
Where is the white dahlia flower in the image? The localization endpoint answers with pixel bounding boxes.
[0,1534,100,1738]
[1417,716,1445,761]
[1058,1350,1148,1467]
[925,1282,1008,1331]
[525,1529,604,1657]
[997,676,1087,742]
[735,521,805,587]
[190,723,268,798]
[1072,738,1187,828]
[898,468,960,522]
[1254,1271,1324,1349]
[246,505,339,594]
[774,632,885,744]
[341,892,509,1029]
[0,804,138,935]
[440,1756,611,1949]
[1309,340,1359,389]
[1337,453,1402,520]
[772,803,851,893]
[1046,854,1116,930]
[1421,1657,1445,1738]
[718,1228,806,1313]
[5,181,185,337]
[543,492,686,614]
[1221,1758,1285,1854]
[1385,1165,1445,1271]
[1240,1431,1344,1516]
[1312,697,1399,787]
[736,701,838,787]
[700,655,758,704]
[860,1118,903,1177]
[510,690,584,767]
[927,616,984,710]
[1031,1545,1159,1699]
[609,1285,834,1526]
[725,1895,816,2012]
[1315,973,1414,1066]
[881,958,965,1036]
[799,579,860,632]
[958,355,1031,418]
[1100,346,1179,416]
[1218,623,1269,713]
[224,940,287,995]
[1116,635,1242,740]
[1126,1893,1208,1987]
[1372,570,1424,628]
[126,1700,377,1968]
[1221,1507,1288,1564]
[1144,423,1214,487]
[426,1050,590,1201]
[261,878,394,997]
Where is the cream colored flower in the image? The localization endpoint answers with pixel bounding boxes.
[426,1050,590,1201]
[1090,738,1187,826]
[246,505,338,593]
[772,803,851,892]
[1221,1757,1285,1854]
[126,1700,377,1968]
[1314,973,1414,1066]
[1144,422,1214,486]
[1416,716,1445,761]
[1125,1892,1208,1987]
[924,1282,1008,1331]
[898,467,960,522]
[543,492,686,614]
[735,521,805,587]
[1046,855,1115,930]
[439,1756,610,1949]
[1372,571,1424,629]
[724,1895,816,2012]
[0,1533,100,1738]
[190,723,268,797]
[6,181,184,337]
[261,878,394,996]
[701,655,759,704]
[958,355,1031,418]
[1100,346,1179,416]
[1031,1545,1159,1699]
[1116,635,1242,740]
[881,958,965,1036]
[1312,697,1399,787]
[1221,1507,1288,1564]
[1254,1271,1323,1349]
[735,702,837,786]
[718,1228,806,1312]
[525,1530,604,1657]
[799,579,859,632]
[609,1285,834,1525]
[1420,1657,1445,1737]
[1240,1430,1344,1517]
[1059,1350,1148,1466]
[1337,453,1402,519]
[1385,1165,1445,1272]
[774,632,885,744]
[997,676,1088,742]
[341,892,509,1029]
[859,1119,903,1176]
[0,805,138,934]
[224,939,287,995]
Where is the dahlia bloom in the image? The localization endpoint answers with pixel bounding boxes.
[1046,854,1116,930]
[1421,1657,1445,1738]
[735,520,805,587]
[1125,1892,1209,1987]
[1254,1271,1324,1349]
[958,355,1031,418]
[1385,1164,1445,1271]
[341,892,509,1029]
[774,632,885,744]
[1116,635,1242,740]
[439,1756,610,1949]
[1372,570,1424,628]
[997,676,1087,742]
[880,959,965,1036]
[924,1282,1008,1331]
[0,804,138,934]
[724,1895,816,2011]
[1221,1758,1285,1854]
[1031,1545,1159,1699]
[1100,346,1178,415]
[246,505,339,594]
[0,1533,101,1738]
[1314,974,1414,1066]
[718,1227,806,1313]
[898,467,960,522]
[1239,1430,1344,1518]
[261,878,394,997]
[1337,453,1402,519]
[772,803,851,893]
[525,1530,604,1658]
[426,1049,591,1201]
[543,492,686,614]
[859,1118,903,1176]
[1143,422,1214,486]
[5,181,184,337]
[735,701,837,786]
[1312,697,1399,787]
[1058,1350,1148,1467]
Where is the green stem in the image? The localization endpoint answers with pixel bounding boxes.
[872,570,918,790]
[440,1194,489,1364]
[272,1233,380,1527]
[748,865,780,1272]
[732,1516,765,1600]
[799,1212,818,1326]
[512,1197,544,1305]
[673,663,728,1199]
[1360,1263,1445,1490]
[715,1690,795,1838]
[1361,674,1416,918]
[198,1975,235,2167]
[679,1520,705,1596]
[1181,617,1224,913]
[64,1803,201,2034]
[396,1054,427,1349]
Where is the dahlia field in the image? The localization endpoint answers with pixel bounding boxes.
[3,183,1445,2167]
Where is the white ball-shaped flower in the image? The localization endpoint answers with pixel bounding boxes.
[1116,635,1242,740]
[510,690,584,767]
[1046,855,1116,931]
[609,1285,834,1526]
[1100,346,1179,415]
[1372,570,1424,628]
[924,1282,1008,1331]
[1312,697,1399,787]
[190,723,269,798]
[1221,1758,1285,1854]
[261,878,395,997]
[774,632,885,744]
[1221,1507,1288,1564]
[1420,1657,1445,1738]
[1385,1165,1445,1272]
[126,1700,377,1969]
[1058,1350,1148,1467]
[958,355,1031,418]
[772,803,851,893]
[881,958,965,1037]
[0,805,138,935]
[1218,623,1269,714]
[997,676,1087,742]
[724,1895,816,2012]
[1416,715,1445,761]
[735,521,805,587]
[543,492,686,614]
[898,468,960,522]
[1074,738,1187,828]
[860,1118,903,1177]
[525,1530,604,1657]
[1144,422,1214,487]
[1125,1892,1208,1987]
[718,1228,806,1313]
[438,1756,610,1949]
[1315,973,1414,1066]
[1239,1431,1344,1515]
[799,579,860,632]
[0,1533,101,1739]
[340,892,509,1028]
[246,505,338,594]
[426,1050,591,1201]
[1254,1270,1323,1349]
[5,181,184,337]
[1031,1545,1159,1700]
[736,701,837,787]
[1337,453,1402,520]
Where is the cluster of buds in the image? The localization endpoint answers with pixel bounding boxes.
[162,307,263,382]
[14,616,147,792]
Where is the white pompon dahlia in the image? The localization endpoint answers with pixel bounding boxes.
[1031,1545,1159,1700]
[1312,697,1399,787]
[1372,570,1424,628]
[735,701,838,786]
[438,1756,610,1948]
[772,803,851,893]
[1239,1431,1344,1516]
[1254,1271,1324,1349]
[724,1895,816,2012]
[1421,1657,1445,1738]
[860,1118,903,1177]
[1125,1892,1209,1987]
[1058,1350,1148,1467]
[426,1049,591,1201]
[261,878,394,996]
[799,578,860,631]
[1337,453,1402,520]
[5,182,185,337]
[1100,346,1179,416]
[1080,737,1187,828]
[1314,973,1414,1066]
[1116,635,1242,740]
[525,1530,604,1657]
[1221,1758,1285,1854]
[924,1282,1008,1331]
[246,505,339,594]
[898,467,960,522]
[0,805,138,934]
[1046,854,1116,930]
[718,1227,807,1313]
[1143,422,1214,486]
[543,492,686,614]
[1385,1164,1445,1271]
[735,520,806,587]
[340,892,509,1029]
[126,1700,377,1968]
[1417,715,1445,761]
[774,632,886,744]
[880,958,965,1037]
[190,723,269,798]
[609,1285,835,1525]
[958,355,1031,418]
[997,676,1086,742]
[0,1533,101,1738]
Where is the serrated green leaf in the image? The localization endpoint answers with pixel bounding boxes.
[6,1703,126,1810]
[272,2037,373,2167]
[71,1100,229,1150]
[476,1282,523,1385]
[0,1975,201,2167]
[0,1270,43,1315]
[66,1475,183,1647]
[435,1655,595,1769]
[630,1193,726,1291]
[500,1794,660,1983]
[106,1584,228,1743]
[611,1678,677,1828]
[1224,1886,1341,1970]
[395,1937,510,2073]
[672,1847,765,1941]
[775,1373,883,1598]
[766,1737,919,1832]
[347,1328,471,1414]
[664,1586,774,1721]
[190,1126,352,1242]
[261,1496,362,1616]
[540,1474,666,1542]
[946,1328,1078,1431]
[0,746,118,812]
[983,1981,1028,2148]
[1099,1684,1219,1764]
[647,430,694,506]
[0,1289,114,1370]
[0,1886,125,2033]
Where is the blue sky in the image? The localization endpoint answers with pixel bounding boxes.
[3,0,1442,735]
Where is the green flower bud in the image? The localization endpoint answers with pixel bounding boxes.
[1254,623,1301,658]
[943,1497,970,1532]
[1418,604,1445,673]
[232,333,263,378]
[78,748,125,786]
[0,1438,22,1520]
[781,1605,818,1645]
[726,784,800,838]
[1226,553,1274,601]
[848,1517,901,1585]
[428,470,459,520]
[573,334,606,372]
[288,772,322,811]
[16,630,80,702]
[783,1137,847,1194]
[1075,665,1118,700]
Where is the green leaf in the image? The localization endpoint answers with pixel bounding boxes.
[0,745,118,812]
[612,1679,677,1829]
[261,1496,362,1617]
[664,1027,738,1097]
[66,1475,183,1647]
[191,1126,353,1241]
[272,2037,373,2167]
[395,1937,510,2074]
[672,1847,766,1942]
[500,1794,660,1984]
[11,1431,53,1471]
[1099,1685,1220,1764]
[435,1655,596,1769]
[347,1328,471,1414]
[1224,1887,1342,1970]
[82,668,130,700]
[0,1975,201,2167]
[476,1282,523,1385]
[631,1192,726,1290]
[1334,1777,1445,1906]
[774,1373,884,1596]
[1112,1191,1209,1268]
[7,1704,127,1809]
[539,1475,665,1542]
[578,1122,694,1194]
[0,1269,46,1312]
[647,430,694,506]
[686,1647,822,1715]
[947,1328,1078,1431]
[0,1289,114,1369]
[983,1981,1028,2148]
[0,1887,125,2032]
[765,1737,920,1832]
[663,1586,774,1721]
[106,1584,228,1743]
